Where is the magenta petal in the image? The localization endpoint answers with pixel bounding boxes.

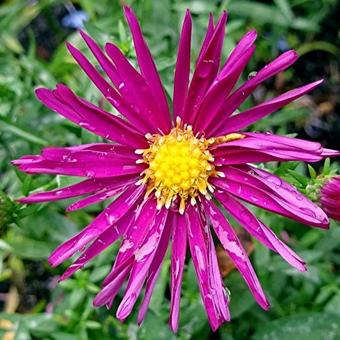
[102,198,158,287]
[66,179,136,211]
[220,30,257,73]
[93,261,133,307]
[205,223,231,322]
[48,185,145,267]
[322,148,340,157]
[244,132,322,151]
[18,178,116,204]
[79,30,121,87]
[213,133,325,163]
[105,43,165,133]
[202,199,269,309]
[217,80,323,135]
[194,45,255,132]
[40,143,138,161]
[116,208,169,321]
[66,41,147,133]
[15,154,143,178]
[65,41,117,99]
[196,13,214,65]
[14,142,144,180]
[182,12,228,126]
[213,189,275,250]
[258,220,307,272]
[209,50,299,135]
[195,30,257,132]
[250,166,328,225]
[213,173,329,228]
[186,205,229,331]
[137,212,173,325]
[59,211,134,281]
[173,10,192,120]
[214,190,307,271]
[212,149,284,165]
[169,214,187,332]
[35,86,146,148]
[79,31,153,133]
[123,6,171,131]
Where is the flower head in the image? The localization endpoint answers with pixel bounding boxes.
[320,176,340,221]
[12,6,339,332]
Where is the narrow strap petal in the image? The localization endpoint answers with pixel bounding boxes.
[186,205,229,331]
[209,50,298,136]
[59,210,134,281]
[35,85,146,148]
[94,200,158,308]
[169,214,187,332]
[202,199,269,309]
[66,42,148,133]
[174,10,192,120]
[79,30,121,86]
[249,166,327,222]
[66,179,136,211]
[105,42,166,132]
[137,212,174,325]
[116,208,168,321]
[195,30,257,132]
[102,198,158,287]
[48,184,145,267]
[194,45,255,132]
[214,190,307,271]
[14,154,144,178]
[123,6,171,131]
[182,12,228,126]
[196,13,214,66]
[18,177,120,204]
[93,261,133,307]
[216,80,323,135]
[213,172,329,228]
[219,30,257,74]
[212,133,325,163]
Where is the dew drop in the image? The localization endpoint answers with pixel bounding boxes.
[79,122,90,128]
[248,71,257,79]
[85,170,95,178]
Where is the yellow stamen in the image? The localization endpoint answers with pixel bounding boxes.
[136,118,244,214]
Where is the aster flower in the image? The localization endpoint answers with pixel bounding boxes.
[12,7,339,332]
[320,176,340,221]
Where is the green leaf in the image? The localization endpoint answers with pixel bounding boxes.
[137,310,175,340]
[274,0,294,21]
[325,294,340,316]
[254,312,340,340]
[5,236,53,260]
[0,116,48,146]
[296,41,340,58]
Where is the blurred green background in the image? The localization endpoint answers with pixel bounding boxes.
[0,0,339,339]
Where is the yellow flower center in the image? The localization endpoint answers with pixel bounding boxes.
[136,117,244,214]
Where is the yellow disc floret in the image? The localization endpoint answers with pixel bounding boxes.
[136,117,244,214]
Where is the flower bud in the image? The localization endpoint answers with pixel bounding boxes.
[320,176,340,221]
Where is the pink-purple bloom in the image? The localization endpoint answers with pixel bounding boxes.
[12,7,339,332]
[320,176,340,221]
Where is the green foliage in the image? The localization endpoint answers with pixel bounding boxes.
[0,0,339,339]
